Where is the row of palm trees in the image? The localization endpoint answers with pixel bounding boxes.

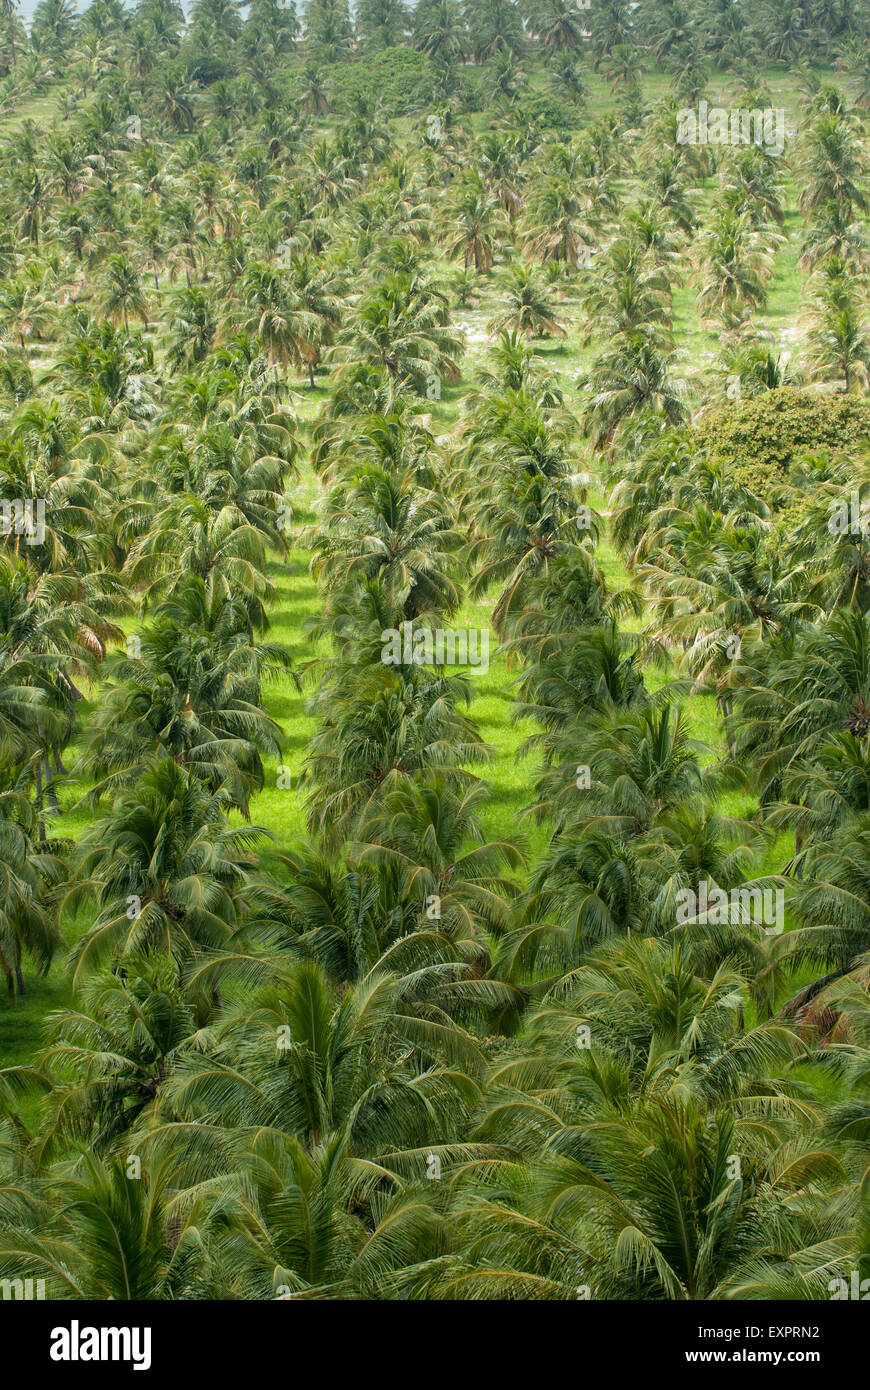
[4,0,870,94]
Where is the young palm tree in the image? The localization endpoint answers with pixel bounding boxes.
[123,496,276,618]
[465,398,577,633]
[488,265,566,340]
[512,618,650,740]
[353,775,525,940]
[523,178,596,267]
[447,179,501,273]
[237,261,315,371]
[37,954,196,1154]
[477,132,524,218]
[0,273,55,350]
[528,0,587,50]
[413,0,468,57]
[786,815,870,1005]
[99,255,149,338]
[640,511,806,691]
[580,237,674,346]
[0,1150,214,1299]
[304,656,490,845]
[336,272,464,391]
[166,285,217,369]
[0,0,21,69]
[144,957,488,1197]
[807,269,870,393]
[694,205,779,324]
[284,252,344,388]
[799,201,870,273]
[196,1128,452,1299]
[528,701,722,838]
[464,0,524,60]
[310,464,463,618]
[726,608,870,808]
[580,334,686,449]
[66,757,275,983]
[502,544,641,661]
[75,582,291,813]
[799,107,868,220]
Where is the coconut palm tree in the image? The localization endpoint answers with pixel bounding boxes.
[726,608,870,808]
[580,335,687,449]
[694,205,779,324]
[353,775,524,940]
[37,954,197,1154]
[303,653,491,845]
[464,397,577,634]
[99,255,149,338]
[143,957,489,1200]
[447,178,501,273]
[528,701,726,839]
[580,238,674,346]
[166,286,217,369]
[528,0,587,50]
[123,496,276,618]
[75,581,291,813]
[523,178,595,267]
[413,0,469,57]
[66,757,276,984]
[335,273,464,392]
[310,464,463,618]
[807,268,870,393]
[799,107,868,220]
[488,265,565,340]
[0,1150,215,1299]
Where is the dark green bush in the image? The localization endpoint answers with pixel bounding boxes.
[324,47,442,116]
[695,388,870,496]
[513,91,584,131]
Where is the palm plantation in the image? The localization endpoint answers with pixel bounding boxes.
[0,0,868,1317]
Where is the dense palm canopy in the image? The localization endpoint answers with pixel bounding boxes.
[0,0,870,1315]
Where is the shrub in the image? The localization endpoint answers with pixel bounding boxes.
[323,47,441,117]
[513,91,583,131]
[695,388,870,497]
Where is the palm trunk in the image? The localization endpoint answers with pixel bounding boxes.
[44,757,60,814]
[61,673,84,700]
[0,943,14,995]
[793,822,804,880]
[34,760,46,846]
